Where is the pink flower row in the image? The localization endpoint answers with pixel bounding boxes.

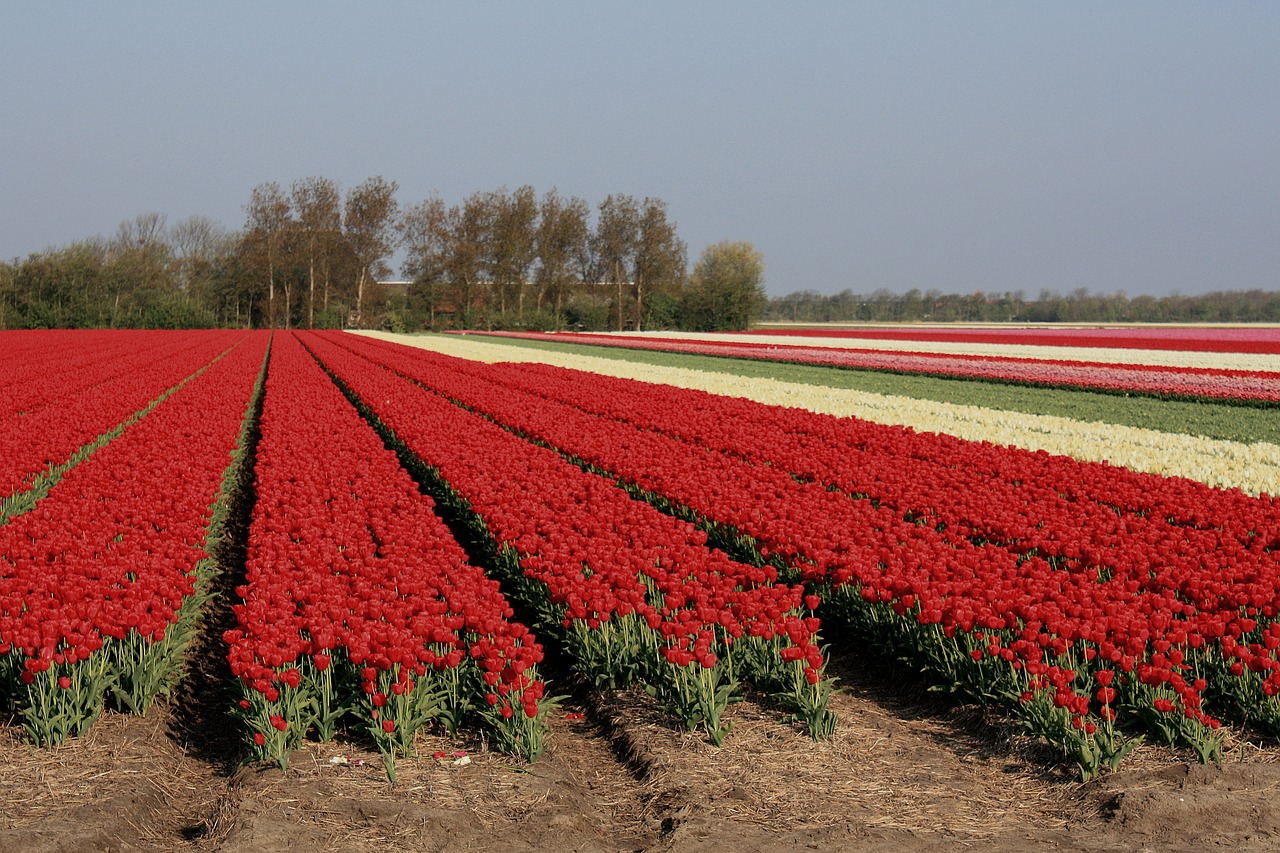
[748,326,1280,354]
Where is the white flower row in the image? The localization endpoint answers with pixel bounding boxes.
[357,332,1280,497]
[601,330,1280,373]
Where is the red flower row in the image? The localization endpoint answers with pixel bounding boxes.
[224,333,548,764]
[332,333,1280,758]
[304,332,833,738]
[453,353,1279,549]
[0,332,268,742]
[472,331,1280,403]
[1,329,201,418]
[1,330,248,498]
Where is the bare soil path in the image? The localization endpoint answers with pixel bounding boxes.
[4,649,1280,853]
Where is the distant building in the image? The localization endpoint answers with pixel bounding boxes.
[379,280,411,299]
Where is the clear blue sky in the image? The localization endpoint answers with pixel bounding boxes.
[3,2,1277,298]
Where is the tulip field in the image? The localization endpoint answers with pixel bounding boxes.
[3,325,1280,793]
[477,328,1280,404]
[224,333,549,778]
[326,327,1280,779]
[1,330,267,746]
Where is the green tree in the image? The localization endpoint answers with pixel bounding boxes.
[244,183,292,328]
[222,232,270,327]
[170,215,233,324]
[594,194,640,331]
[489,184,538,321]
[680,241,766,331]
[344,176,399,328]
[0,258,14,328]
[107,213,177,327]
[631,197,686,330]
[448,190,497,327]
[534,188,590,318]
[399,194,451,328]
[291,176,342,328]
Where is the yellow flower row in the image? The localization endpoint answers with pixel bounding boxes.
[357,332,1280,497]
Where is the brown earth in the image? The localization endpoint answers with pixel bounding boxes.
[3,653,1279,853]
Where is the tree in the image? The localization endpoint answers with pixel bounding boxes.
[291,176,342,328]
[344,176,399,327]
[11,241,110,328]
[0,258,13,329]
[244,183,292,327]
[631,198,686,330]
[594,194,640,331]
[447,190,497,327]
[681,241,766,331]
[399,194,451,328]
[534,189,590,317]
[107,213,176,326]
[0,180,745,329]
[170,215,232,315]
[488,185,538,320]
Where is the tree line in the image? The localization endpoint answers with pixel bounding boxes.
[767,287,1280,324]
[0,177,766,333]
